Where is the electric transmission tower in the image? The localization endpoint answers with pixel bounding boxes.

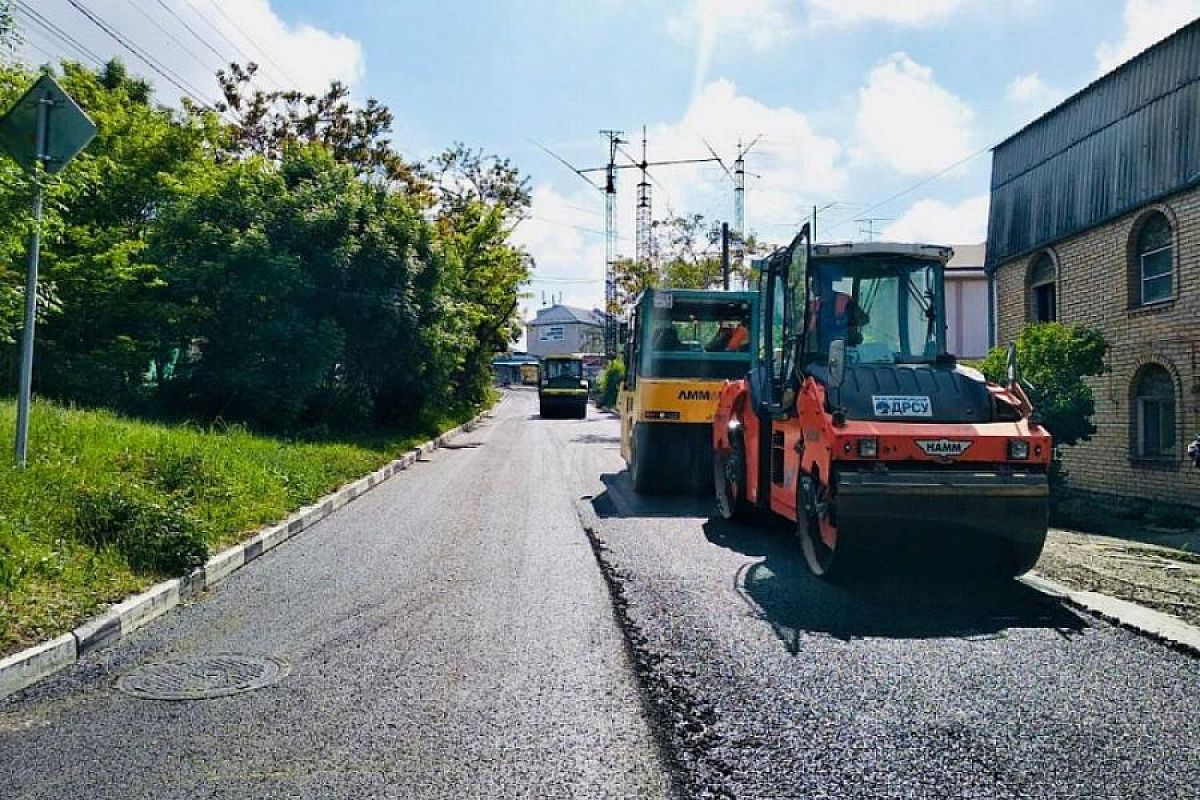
[705,136,761,277]
[534,130,722,356]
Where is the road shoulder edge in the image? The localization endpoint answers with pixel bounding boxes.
[0,402,499,701]
[1021,571,1200,656]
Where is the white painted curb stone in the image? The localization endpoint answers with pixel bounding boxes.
[0,402,496,700]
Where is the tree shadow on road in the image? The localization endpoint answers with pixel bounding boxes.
[702,516,1089,653]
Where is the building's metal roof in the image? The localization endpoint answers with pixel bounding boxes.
[527,304,607,327]
[986,17,1200,269]
[946,243,985,270]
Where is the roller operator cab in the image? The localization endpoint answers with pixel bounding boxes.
[712,229,1052,578]
[619,288,758,493]
[538,354,589,419]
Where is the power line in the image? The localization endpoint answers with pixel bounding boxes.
[20,32,60,65]
[821,144,993,237]
[132,0,218,76]
[154,0,227,66]
[181,0,277,89]
[62,0,222,108]
[202,0,299,88]
[13,1,107,66]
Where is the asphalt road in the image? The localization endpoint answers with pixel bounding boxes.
[572,403,1200,798]
[0,390,672,799]
[4,389,1200,799]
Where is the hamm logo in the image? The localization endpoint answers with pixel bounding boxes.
[916,439,973,458]
[678,389,713,401]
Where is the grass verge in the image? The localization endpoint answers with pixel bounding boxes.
[0,394,493,657]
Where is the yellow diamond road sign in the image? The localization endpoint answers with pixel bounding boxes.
[0,74,97,176]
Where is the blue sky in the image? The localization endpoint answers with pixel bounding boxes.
[15,0,1200,318]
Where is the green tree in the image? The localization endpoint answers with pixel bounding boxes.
[25,60,221,408]
[215,62,423,190]
[151,144,439,428]
[979,323,1109,475]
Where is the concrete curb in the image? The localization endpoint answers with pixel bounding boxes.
[0,403,496,701]
[1021,572,1200,656]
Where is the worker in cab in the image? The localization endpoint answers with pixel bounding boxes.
[808,290,868,347]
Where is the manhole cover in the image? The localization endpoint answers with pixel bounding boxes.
[117,654,287,701]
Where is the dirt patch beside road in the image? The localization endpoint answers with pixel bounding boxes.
[1037,529,1200,628]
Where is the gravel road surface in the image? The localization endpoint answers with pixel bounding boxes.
[570,404,1200,799]
[0,390,672,799]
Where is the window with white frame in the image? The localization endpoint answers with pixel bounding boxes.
[1133,365,1176,458]
[1135,211,1174,305]
[539,325,565,342]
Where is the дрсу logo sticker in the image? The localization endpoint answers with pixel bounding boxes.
[872,395,932,417]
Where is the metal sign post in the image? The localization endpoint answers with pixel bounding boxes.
[0,75,97,467]
[14,100,48,467]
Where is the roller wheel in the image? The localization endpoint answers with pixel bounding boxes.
[797,475,841,577]
[630,424,658,493]
[714,427,750,520]
[1006,535,1047,577]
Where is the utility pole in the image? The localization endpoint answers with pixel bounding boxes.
[720,222,730,290]
[600,130,624,358]
[855,217,890,242]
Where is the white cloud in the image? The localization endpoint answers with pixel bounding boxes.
[668,0,799,98]
[852,53,975,175]
[1005,71,1064,109]
[807,0,975,27]
[1095,0,1200,74]
[881,194,989,243]
[17,0,365,107]
[513,184,609,314]
[648,79,847,236]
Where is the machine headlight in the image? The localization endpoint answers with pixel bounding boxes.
[858,438,878,458]
[1008,439,1029,460]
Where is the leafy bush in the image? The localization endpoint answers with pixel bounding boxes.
[979,323,1108,492]
[71,487,208,576]
[979,323,1109,449]
[598,357,625,409]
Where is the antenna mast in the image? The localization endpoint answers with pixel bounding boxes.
[635,128,652,271]
[600,129,625,357]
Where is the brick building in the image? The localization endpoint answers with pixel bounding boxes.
[986,20,1200,507]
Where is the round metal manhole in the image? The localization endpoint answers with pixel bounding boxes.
[117,654,288,701]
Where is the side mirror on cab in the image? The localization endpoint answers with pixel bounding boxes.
[828,338,846,388]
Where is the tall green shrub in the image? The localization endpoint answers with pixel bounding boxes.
[979,323,1109,486]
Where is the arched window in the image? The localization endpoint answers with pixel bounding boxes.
[1134,211,1174,305]
[1132,365,1176,458]
[1028,252,1056,322]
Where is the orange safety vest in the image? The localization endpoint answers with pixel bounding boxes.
[726,324,750,351]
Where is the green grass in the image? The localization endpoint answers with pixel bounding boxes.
[0,395,492,657]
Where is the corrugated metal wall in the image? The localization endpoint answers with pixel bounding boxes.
[986,19,1200,268]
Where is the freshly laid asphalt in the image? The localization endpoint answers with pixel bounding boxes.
[574,403,1200,799]
[4,388,1200,799]
[0,390,672,799]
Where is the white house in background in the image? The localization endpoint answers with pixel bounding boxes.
[944,243,989,359]
[525,304,606,357]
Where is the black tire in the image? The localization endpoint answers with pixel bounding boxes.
[575,401,588,419]
[1006,534,1046,577]
[630,424,659,493]
[714,428,750,520]
[797,475,842,578]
